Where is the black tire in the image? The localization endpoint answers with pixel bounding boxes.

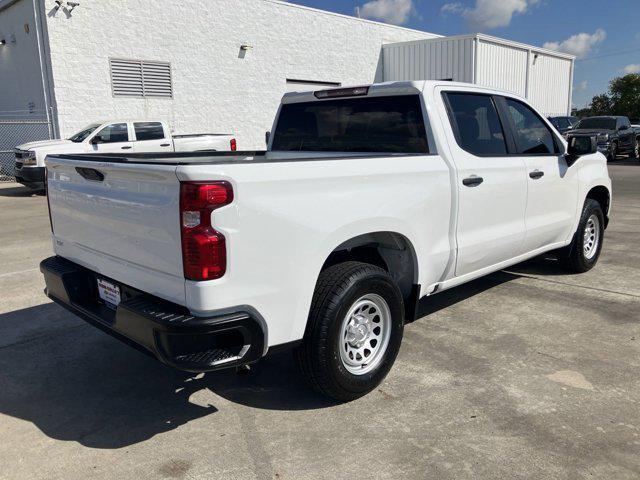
[607,142,618,162]
[560,199,605,273]
[294,261,404,402]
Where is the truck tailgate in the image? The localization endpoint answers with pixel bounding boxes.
[46,156,186,305]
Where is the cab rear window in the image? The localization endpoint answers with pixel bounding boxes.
[271,95,429,153]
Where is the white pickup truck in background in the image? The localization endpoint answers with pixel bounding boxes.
[14,120,236,189]
[41,82,611,401]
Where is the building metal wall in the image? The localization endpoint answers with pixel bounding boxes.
[382,37,474,83]
[528,52,573,117]
[382,34,574,117]
[476,39,528,98]
[41,0,437,149]
[0,0,47,120]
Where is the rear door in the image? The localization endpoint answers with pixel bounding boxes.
[440,89,528,277]
[132,121,173,153]
[88,123,134,153]
[499,97,578,251]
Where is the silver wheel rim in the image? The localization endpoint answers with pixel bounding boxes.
[635,140,639,158]
[339,293,391,375]
[583,214,600,260]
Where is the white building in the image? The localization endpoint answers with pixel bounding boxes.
[0,0,574,157]
[382,34,574,118]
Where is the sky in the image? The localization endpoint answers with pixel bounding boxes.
[289,0,640,109]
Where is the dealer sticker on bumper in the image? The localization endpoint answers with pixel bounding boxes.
[97,278,121,308]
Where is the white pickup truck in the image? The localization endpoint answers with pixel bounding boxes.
[41,82,611,401]
[14,120,236,189]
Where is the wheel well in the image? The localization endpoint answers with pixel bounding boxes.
[586,186,610,227]
[322,232,419,319]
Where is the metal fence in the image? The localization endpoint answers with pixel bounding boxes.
[0,120,53,181]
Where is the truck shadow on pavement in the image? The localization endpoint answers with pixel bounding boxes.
[0,269,531,449]
[0,303,334,449]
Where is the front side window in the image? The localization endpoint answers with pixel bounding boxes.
[505,99,558,155]
[94,123,129,143]
[445,93,507,156]
[134,122,165,141]
[271,95,429,153]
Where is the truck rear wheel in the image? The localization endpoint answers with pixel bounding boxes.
[560,199,604,273]
[295,261,404,401]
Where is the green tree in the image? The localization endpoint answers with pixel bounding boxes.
[582,74,640,119]
[609,74,640,120]
[589,94,613,116]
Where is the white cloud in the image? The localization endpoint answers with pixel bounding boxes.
[623,64,640,74]
[440,2,465,15]
[357,0,414,25]
[543,29,606,59]
[575,80,588,92]
[441,0,538,30]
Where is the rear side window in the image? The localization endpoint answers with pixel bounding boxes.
[445,93,507,156]
[134,122,165,141]
[505,99,558,154]
[271,95,429,153]
[95,123,129,143]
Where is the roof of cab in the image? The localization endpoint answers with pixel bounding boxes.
[280,80,527,104]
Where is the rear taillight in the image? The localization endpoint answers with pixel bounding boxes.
[180,182,233,281]
[230,138,237,151]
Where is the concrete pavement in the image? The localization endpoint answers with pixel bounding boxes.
[0,163,639,479]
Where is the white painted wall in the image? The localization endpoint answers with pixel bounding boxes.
[42,0,436,149]
[0,0,46,119]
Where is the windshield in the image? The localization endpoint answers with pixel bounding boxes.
[576,118,616,130]
[68,124,101,143]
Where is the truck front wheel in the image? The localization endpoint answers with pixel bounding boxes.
[608,142,618,162]
[560,199,605,273]
[295,261,404,401]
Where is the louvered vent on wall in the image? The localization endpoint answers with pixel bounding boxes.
[110,59,172,98]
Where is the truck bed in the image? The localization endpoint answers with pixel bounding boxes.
[46,150,415,165]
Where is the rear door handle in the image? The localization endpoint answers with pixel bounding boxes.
[529,170,544,179]
[462,176,484,187]
[160,143,171,147]
[121,146,132,150]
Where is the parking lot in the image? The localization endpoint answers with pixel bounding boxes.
[0,162,638,480]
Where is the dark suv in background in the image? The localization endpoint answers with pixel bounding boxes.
[568,116,639,161]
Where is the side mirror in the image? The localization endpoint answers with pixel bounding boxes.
[619,124,629,131]
[90,136,101,145]
[265,131,271,146]
[566,135,597,166]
